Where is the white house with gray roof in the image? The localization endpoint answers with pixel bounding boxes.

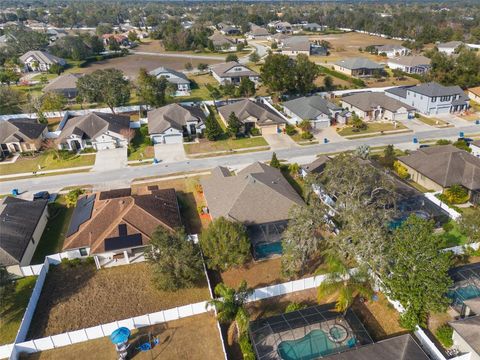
[147,103,206,144]
[437,41,464,55]
[19,50,66,72]
[211,61,260,85]
[387,55,431,74]
[385,82,469,115]
[333,57,384,77]
[282,95,342,129]
[374,44,410,58]
[149,67,190,96]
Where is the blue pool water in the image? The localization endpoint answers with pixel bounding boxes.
[254,242,282,259]
[278,329,352,360]
[448,284,480,305]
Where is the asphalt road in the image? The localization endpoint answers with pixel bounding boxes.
[2,124,478,195]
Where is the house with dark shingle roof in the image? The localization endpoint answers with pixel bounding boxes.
[281,37,311,56]
[247,24,270,39]
[398,145,480,204]
[208,33,236,51]
[149,67,191,95]
[147,103,206,144]
[19,50,66,72]
[385,82,469,115]
[450,316,480,359]
[283,95,342,129]
[218,99,286,135]
[333,57,384,77]
[201,162,304,257]
[57,112,130,151]
[300,155,330,177]
[43,73,82,99]
[63,187,182,268]
[211,61,260,85]
[0,118,47,157]
[0,197,49,276]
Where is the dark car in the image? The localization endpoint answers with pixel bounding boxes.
[419,144,430,149]
[33,191,50,201]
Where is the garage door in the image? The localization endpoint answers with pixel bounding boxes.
[95,141,116,150]
[261,125,278,135]
[163,134,183,144]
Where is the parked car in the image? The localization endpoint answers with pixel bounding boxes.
[33,191,50,200]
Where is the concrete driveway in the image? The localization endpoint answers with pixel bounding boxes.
[93,147,127,172]
[313,127,347,143]
[154,143,186,163]
[264,134,298,150]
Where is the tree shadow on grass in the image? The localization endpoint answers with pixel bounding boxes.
[177,191,202,234]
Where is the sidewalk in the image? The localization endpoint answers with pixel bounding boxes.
[0,165,93,180]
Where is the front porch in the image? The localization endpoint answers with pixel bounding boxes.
[93,248,146,269]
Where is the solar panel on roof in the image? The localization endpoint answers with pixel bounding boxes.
[104,224,143,251]
[66,194,96,237]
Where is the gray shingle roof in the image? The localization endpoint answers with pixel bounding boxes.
[0,118,46,143]
[147,104,205,134]
[0,197,48,266]
[302,155,330,174]
[398,145,480,190]
[43,73,81,92]
[58,112,130,141]
[335,57,384,70]
[148,67,189,85]
[438,41,463,49]
[385,86,408,98]
[283,96,341,120]
[375,44,407,52]
[388,55,431,67]
[201,162,304,224]
[19,50,65,66]
[450,315,480,356]
[211,61,259,78]
[407,82,465,97]
[208,33,235,46]
[342,92,415,112]
[282,37,311,52]
[218,99,286,126]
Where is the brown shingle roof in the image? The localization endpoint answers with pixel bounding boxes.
[58,112,130,141]
[211,62,259,78]
[342,92,415,112]
[398,145,480,190]
[43,73,82,92]
[147,103,205,134]
[63,188,182,254]
[468,87,480,97]
[218,99,286,126]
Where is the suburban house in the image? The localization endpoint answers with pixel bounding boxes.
[19,50,66,72]
[43,73,82,99]
[300,155,330,177]
[449,316,480,360]
[269,21,293,33]
[385,82,469,115]
[148,67,191,96]
[62,187,182,268]
[208,33,236,51]
[46,28,68,43]
[201,162,304,258]
[147,103,206,144]
[101,33,130,47]
[468,87,480,103]
[333,58,384,77]
[281,37,311,56]
[218,99,286,134]
[397,145,480,204]
[218,23,241,35]
[341,92,415,121]
[301,23,326,32]
[374,44,410,58]
[247,24,270,39]
[0,118,47,157]
[387,55,431,74]
[437,41,464,55]
[282,95,343,129]
[0,197,49,276]
[211,61,260,85]
[57,112,130,151]
[471,140,480,158]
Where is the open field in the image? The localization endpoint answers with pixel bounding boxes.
[184,136,268,155]
[27,262,210,339]
[20,313,224,360]
[0,277,37,345]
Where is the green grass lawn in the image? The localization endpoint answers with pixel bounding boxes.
[31,196,73,264]
[0,276,37,345]
[0,152,96,176]
[337,122,407,137]
[438,220,468,248]
[128,126,154,161]
[416,115,448,127]
[184,136,268,155]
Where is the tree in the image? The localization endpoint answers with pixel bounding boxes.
[385,216,452,330]
[237,77,255,97]
[226,54,238,62]
[249,51,260,63]
[380,144,396,169]
[127,31,138,43]
[458,208,480,243]
[184,62,193,71]
[65,188,85,208]
[442,184,469,204]
[208,281,252,345]
[298,119,312,133]
[0,86,22,115]
[136,68,168,107]
[270,152,280,168]
[40,92,67,112]
[317,250,373,313]
[197,63,209,71]
[282,199,330,277]
[354,144,370,159]
[0,267,13,302]
[200,217,251,271]
[0,68,20,85]
[227,112,242,137]
[323,75,334,91]
[77,69,131,113]
[295,54,319,94]
[261,53,296,93]
[350,113,367,131]
[204,111,223,141]
[145,227,204,291]
[96,23,113,36]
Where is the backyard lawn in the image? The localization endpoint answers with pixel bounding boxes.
[184,136,268,155]
[0,276,37,345]
[27,262,210,339]
[127,125,154,161]
[20,313,224,360]
[0,152,96,176]
[337,122,408,137]
[31,196,73,264]
[438,220,468,248]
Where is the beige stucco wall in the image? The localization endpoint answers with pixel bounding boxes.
[468,91,480,104]
[399,162,444,192]
[453,330,480,360]
[333,65,353,76]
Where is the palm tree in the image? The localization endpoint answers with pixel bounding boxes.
[208,281,252,345]
[316,250,373,313]
[298,119,312,133]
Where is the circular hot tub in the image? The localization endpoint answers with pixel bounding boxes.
[328,324,348,343]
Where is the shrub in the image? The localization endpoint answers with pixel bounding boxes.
[453,139,471,152]
[301,131,314,140]
[393,160,410,179]
[435,324,453,348]
[436,139,451,145]
[249,127,261,136]
[443,184,469,204]
[285,302,307,313]
[239,333,255,360]
[65,188,85,208]
[442,221,454,233]
[285,124,297,136]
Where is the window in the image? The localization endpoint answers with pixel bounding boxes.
[432,97,436,102]
[31,237,35,244]
[79,248,88,256]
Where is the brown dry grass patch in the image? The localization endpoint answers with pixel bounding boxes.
[20,313,224,360]
[27,262,210,339]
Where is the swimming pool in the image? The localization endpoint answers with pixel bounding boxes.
[254,241,282,259]
[448,284,480,306]
[277,329,354,360]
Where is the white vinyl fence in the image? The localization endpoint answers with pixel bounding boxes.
[424,192,461,220]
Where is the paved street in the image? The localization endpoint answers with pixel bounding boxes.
[2,124,479,196]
